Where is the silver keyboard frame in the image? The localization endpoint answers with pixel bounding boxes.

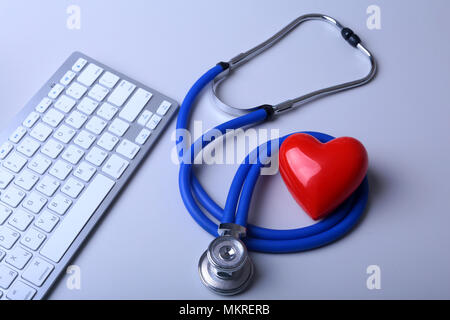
[0,52,178,299]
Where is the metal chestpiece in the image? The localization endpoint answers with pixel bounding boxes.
[198,224,254,295]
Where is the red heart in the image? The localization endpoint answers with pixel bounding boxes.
[279,133,368,220]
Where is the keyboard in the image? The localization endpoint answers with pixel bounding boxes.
[0,52,178,299]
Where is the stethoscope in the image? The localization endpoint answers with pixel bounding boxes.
[176,14,377,295]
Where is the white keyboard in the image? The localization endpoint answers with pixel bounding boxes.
[0,52,178,299]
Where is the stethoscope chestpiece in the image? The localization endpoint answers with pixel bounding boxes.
[198,224,254,295]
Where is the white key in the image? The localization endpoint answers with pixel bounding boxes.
[5,247,32,269]
[48,194,72,215]
[108,118,129,137]
[28,154,52,175]
[97,132,119,151]
[42,109,64,127]
[88,84,109,101]
[53,124,76,144]
[48,84,64,99]
[72,57,87,72]
[34,211,59,233]
[1,186,26,208]
[62,178,84,198]
[0,264,17,288]
[36,175,60,197]
[40,174,115,262]
[35,97,52,113]
[0,226,19,250]
[108,80,136,107]
[86,116,107,135]
[60,70,76,86]
[14,170,39,191]
[0,169,13,190]
[22,112,40,128]
[41,139,64,159]
[137,110,152,126]
[0,142,14,159]
[0,250,5,261]
[0,205,12,224]
[9,126,27,143]
[30,123,52,142]
[65,110,88,129]
[116,139,140,160]
[6,281,36,300]
[22,192,47,214]
[157,100,172,116]
[102,154,129,179]
[62,145,84,164]
[74,130,96,149]
[96,102,118,120]
[146,114,162,130]
[17,137,40,157]
[20,228,46,251]
[22,257,54,287]
[8,209,34,231]
[73,161,96,182]
[135,128,150,145]
[99,72,120,89]
[66,82,87,100]
[86,147,108,166]
[54,95,76,113]
[119,88,152,122]
[49,160,72,180]
[3,153,27,173]
[77,97,99,115]
[78,63,103,86]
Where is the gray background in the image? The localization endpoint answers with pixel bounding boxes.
[0,0,449,299]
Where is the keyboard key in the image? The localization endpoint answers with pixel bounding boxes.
[135,128,151,145]
[102,154,129,179]
[73,161,96,182]
[0,142,14,159]
[9,126,27,143]
[22,192,47,214]
[30,123,52,142]
[0,250,5,261]
[0,205,12,224]
[77,97,99,115]
[35,97,52,113]
[62,145,84,164]
[22,112,40,128]
[65,110,88,129]
[6,281,36,300]
[5,247,32,269]
[28,154,52,175]
[40,174,115,262]
[78,63,103,87]
[116,139,140,160]
[99,71,119,89]
[14,170,39,191]
[86,147,108,166]
[119,88,152,122]
[53,125,76,144]
[88,84,109,101]
[137,110,152,126]
[48,84,64,99]
[41,139,64,159]
[97,132,119,151]
[22,257,54,287]
[48,194,72,215]
[74,130,96,150]
[86,116,107,135]
[108,80,136,107]
[54,95,76,113]
[66,82,87,100]
[43,109,64,128]
[36,175,60,197]
[0,264,17,289]
[60,70,76,86]
[72,57,87,72]
[146,114,162,130]
[0,169,14,189]
[21,228,46,251]
[49,160,72,180]
[108,118,129,137]
[17,137,40,157]
[1,186,26,207]
[157,100,172,116]
[34,210,59,233]
[96,102,118,120]
[0,226,20,249]
[62,177,84,198]
[8,209,34,231]
[3,152,27,173]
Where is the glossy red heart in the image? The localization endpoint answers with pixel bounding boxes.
[279,133,368,220]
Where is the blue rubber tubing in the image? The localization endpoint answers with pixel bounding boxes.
[177,64,369,253]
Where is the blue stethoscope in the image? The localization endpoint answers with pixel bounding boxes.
[176,14,377,295]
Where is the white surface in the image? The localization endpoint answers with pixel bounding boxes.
[0,0,449,299]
